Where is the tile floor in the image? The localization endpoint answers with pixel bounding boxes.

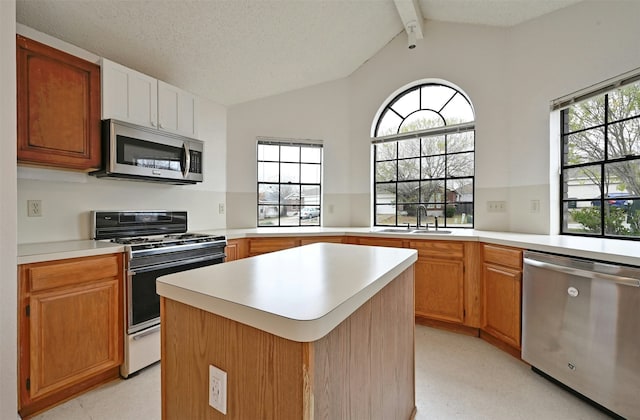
[33,325,611,419]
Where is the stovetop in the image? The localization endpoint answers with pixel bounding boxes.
[113,233,219,245]
[113,233,227,255]
[93,210,226,256]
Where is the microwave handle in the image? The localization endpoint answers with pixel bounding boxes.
[182,143,191,178]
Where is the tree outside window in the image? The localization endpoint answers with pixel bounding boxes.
[373,82,475,228]
[561,80,640,239]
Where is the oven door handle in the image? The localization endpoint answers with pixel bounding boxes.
[128,252,226,275]
[132,325,161,340]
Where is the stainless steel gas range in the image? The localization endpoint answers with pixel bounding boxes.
[92,210,227,377]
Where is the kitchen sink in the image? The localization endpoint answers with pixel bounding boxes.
[374,228,452,234]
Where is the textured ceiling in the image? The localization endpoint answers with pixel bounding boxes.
[16,0,582,106]
[419,0,582,27]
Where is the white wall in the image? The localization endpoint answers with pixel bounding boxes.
[1,1,18,418]
[227,21,509,228]
[227,78,352,227]
[16,26,228,243]
[227,1,640,233]
[347,21,508,229]
[504,1,640,233]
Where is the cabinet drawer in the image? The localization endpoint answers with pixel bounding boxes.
[483,244,522,269]
[409,240,464,259]
[248,238,299,256]
[25,254,121,292]
[299,236,345,245]
[355,237,405,248]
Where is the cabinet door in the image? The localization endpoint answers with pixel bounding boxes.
[17,35,101,171]
[225,239,248,261]
[101,58,157,128]
[28,279,122,399]
[482,263,521,348]
[414,257,464,323]
[18,254,123,417]
[158,80,197,137]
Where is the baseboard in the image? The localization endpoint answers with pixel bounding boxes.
[415,316,480,337]
[479,330,522,360]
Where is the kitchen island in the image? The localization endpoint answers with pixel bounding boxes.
[157,242,418,420]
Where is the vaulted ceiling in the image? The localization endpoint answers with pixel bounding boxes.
[16,0,582,106]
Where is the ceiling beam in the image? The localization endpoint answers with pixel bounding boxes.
[393,0,424,40]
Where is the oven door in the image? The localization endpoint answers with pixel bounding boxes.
[127,254,225,334]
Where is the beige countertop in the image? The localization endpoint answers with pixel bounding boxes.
[156,242,418,342]
[17,227,640,266]
[17,240,124,264]
[199,227,640,266]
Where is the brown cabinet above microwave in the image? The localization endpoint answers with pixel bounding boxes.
[17,35,101,171]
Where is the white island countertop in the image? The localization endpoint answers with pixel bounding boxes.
[156,242,418,342]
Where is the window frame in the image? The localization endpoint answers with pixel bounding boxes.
[372,82,475,229]
[256,139,323,228]
[559,80,640,241]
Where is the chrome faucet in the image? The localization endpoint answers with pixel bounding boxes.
[416,204,428,230]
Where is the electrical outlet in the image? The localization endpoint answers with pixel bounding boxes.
[218,203,225,215]
[209,364,227,414]
[27,200,42,217]
[486,200,507,213]
[530,199,540,213]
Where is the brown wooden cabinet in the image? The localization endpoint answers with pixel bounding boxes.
[410,240,466,325]
[481,244,523,356]
[225,239,248,261]
[230,236,344,260]
[350,236,406,248]
[299,236,345,246]
[17,35,101,171]
[349,237,480,331]
[18,254,123,418]
[247,237,299,256]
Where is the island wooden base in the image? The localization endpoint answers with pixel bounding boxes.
[161,266,415,420]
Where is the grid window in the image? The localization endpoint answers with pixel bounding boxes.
[560,80,640,239]
[373,83,475,229]
[257,140,322,227]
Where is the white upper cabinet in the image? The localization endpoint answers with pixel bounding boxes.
[101,59,157,128]
[101,58,197,138]
[158,80,197,137]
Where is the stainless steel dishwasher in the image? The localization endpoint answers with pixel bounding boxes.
[522,251,640,419]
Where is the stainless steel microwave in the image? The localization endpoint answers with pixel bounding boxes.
[91,119,204,184]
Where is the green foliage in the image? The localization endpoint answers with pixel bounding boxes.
[571,207,601,233]
[445,205,456,218]
[570,206,640,236]
[605,207,632,235]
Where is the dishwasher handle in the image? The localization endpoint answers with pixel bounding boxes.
[524,257,640,288]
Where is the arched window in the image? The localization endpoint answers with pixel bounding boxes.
[372,81,475,228]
